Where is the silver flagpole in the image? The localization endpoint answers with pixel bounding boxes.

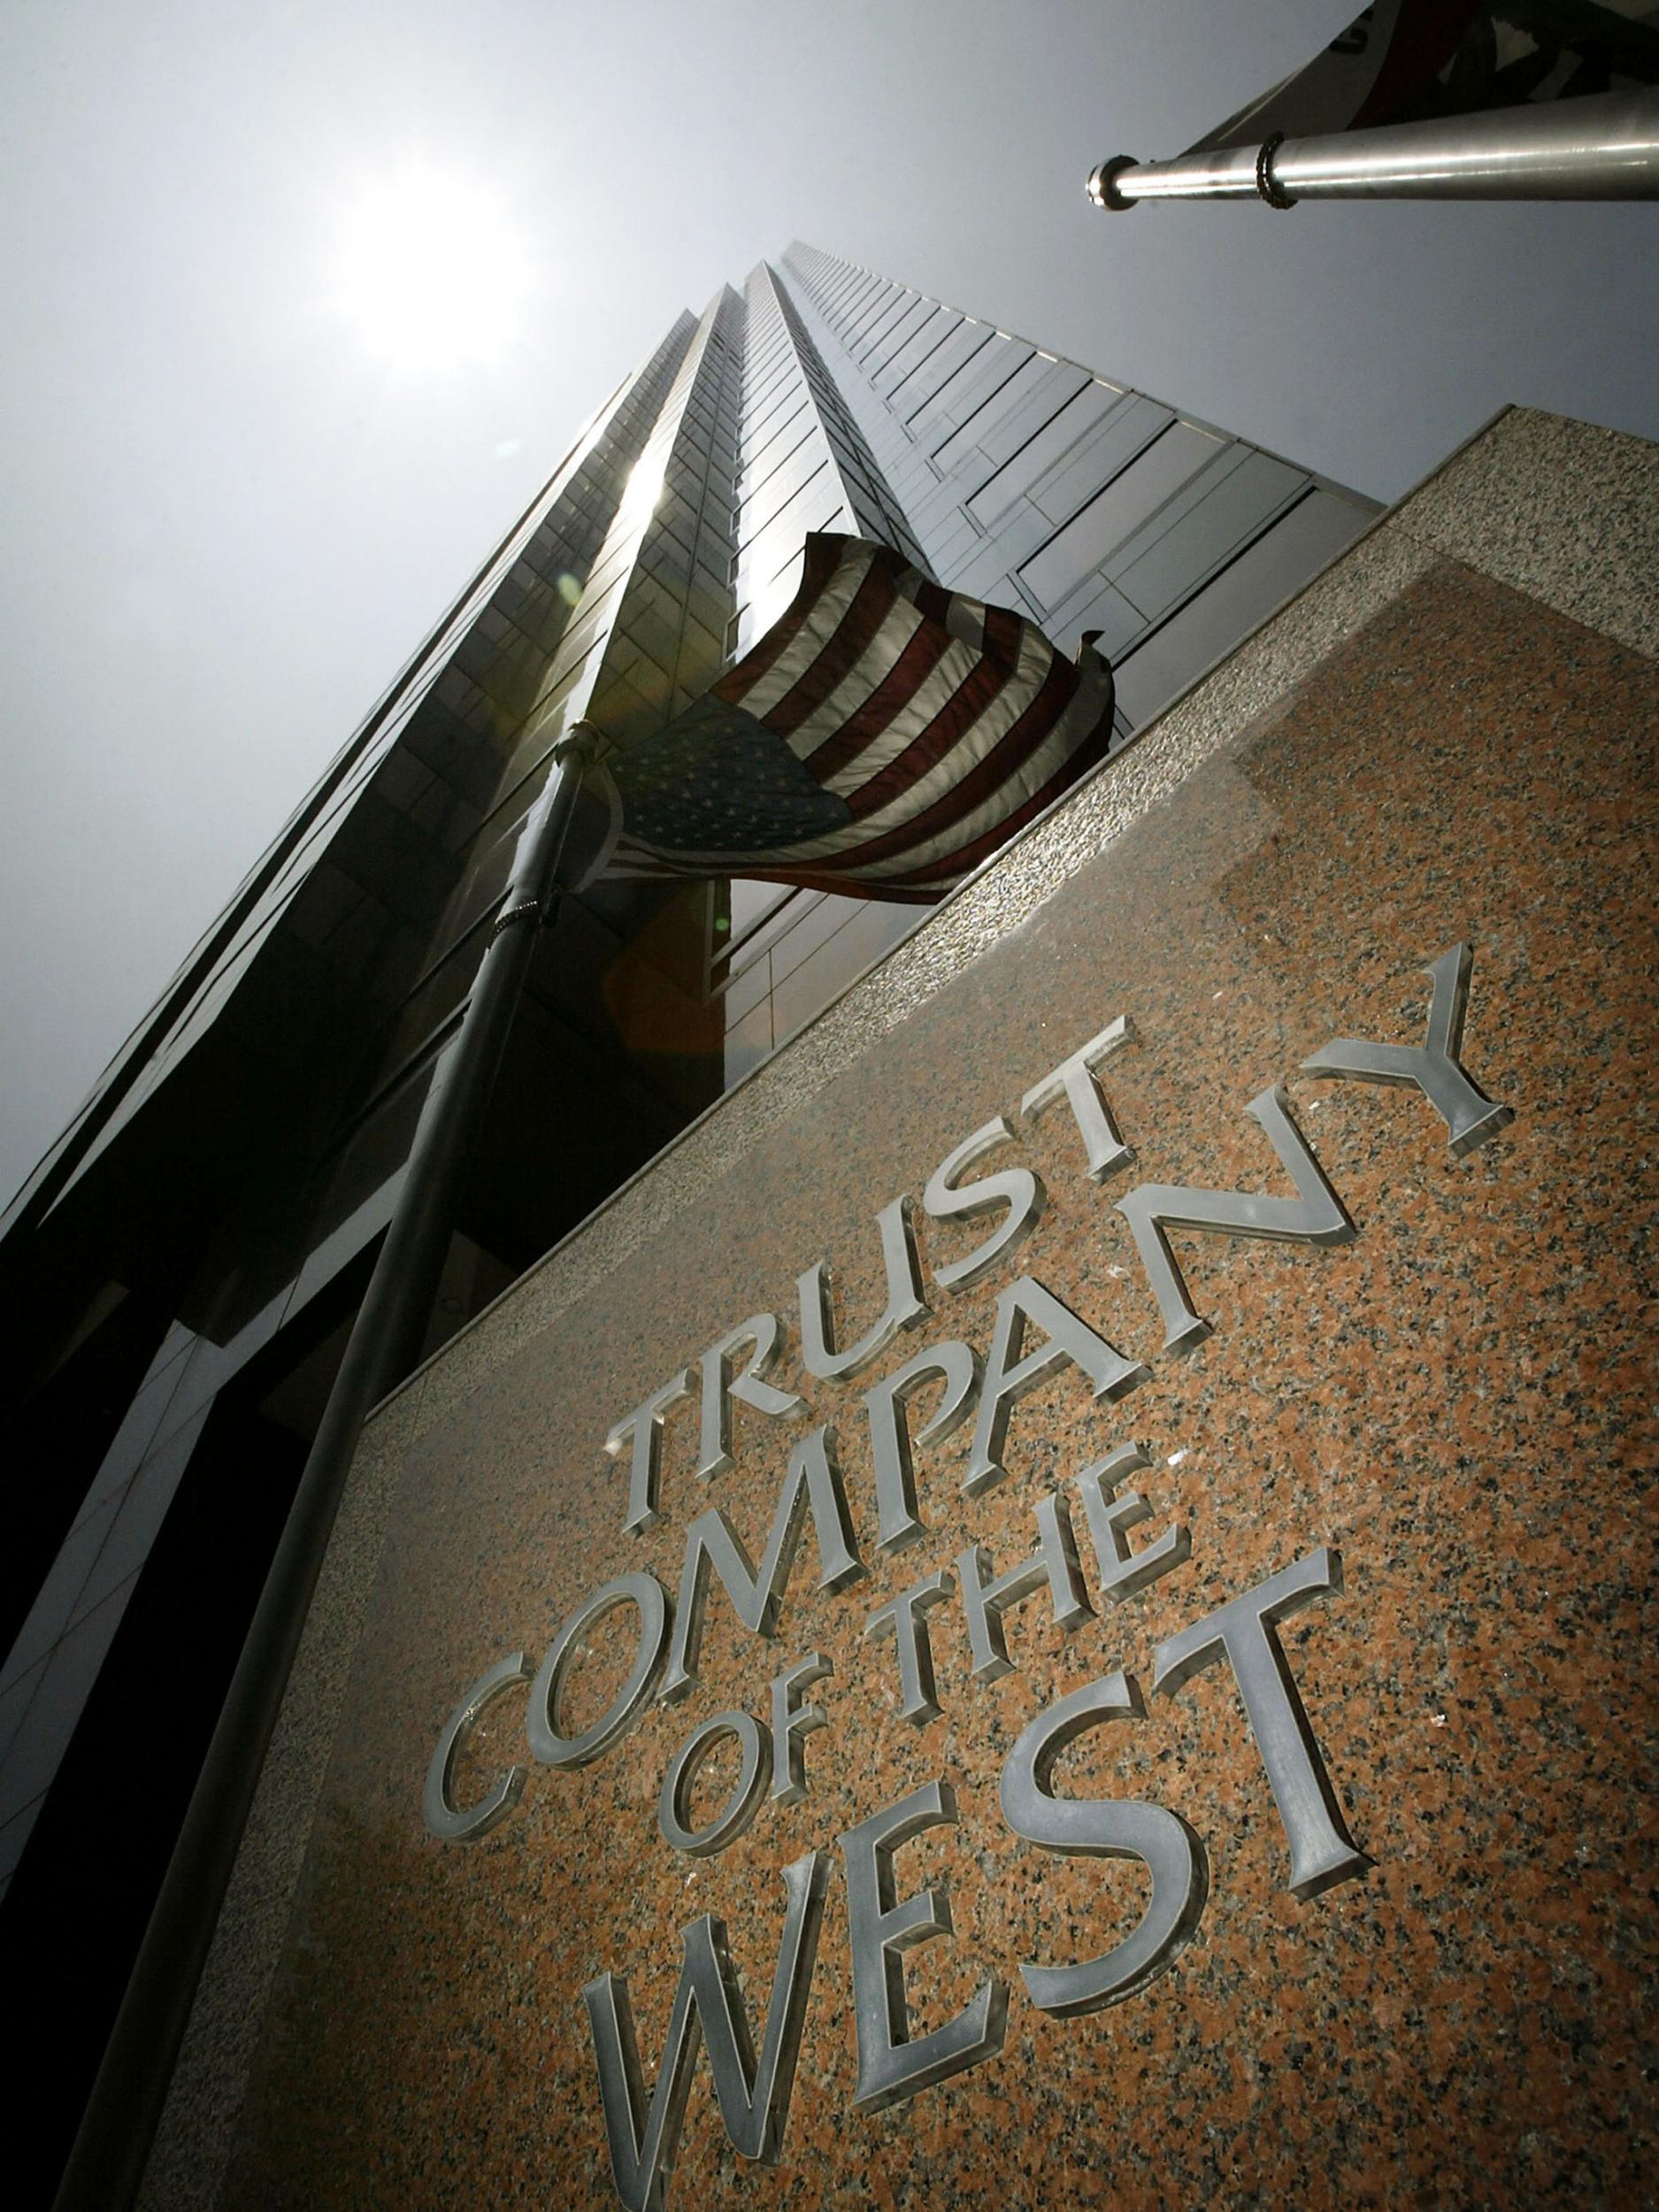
[1089,87,1659,211]
[51,725,600,2212]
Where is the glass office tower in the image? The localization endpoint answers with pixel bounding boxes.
[0,246,1376,2202]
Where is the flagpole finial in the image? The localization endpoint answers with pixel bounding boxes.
[1087,156,1140,211]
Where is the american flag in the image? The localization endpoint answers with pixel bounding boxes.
[587,533,1115,904]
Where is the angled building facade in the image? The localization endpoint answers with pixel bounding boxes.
[0,246,1376,2203]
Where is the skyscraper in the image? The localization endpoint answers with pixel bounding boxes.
[0,247,1375,2203]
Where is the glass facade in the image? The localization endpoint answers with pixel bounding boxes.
[708,244,1377,1087]
[0,246,1376,2208]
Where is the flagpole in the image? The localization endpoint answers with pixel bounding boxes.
[1090,87,1659,211]
[52,724,600,2212]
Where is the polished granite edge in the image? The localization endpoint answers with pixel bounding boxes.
[134,1374,429,2212]
[1392,407,1659,660]
[143,403,1659,2208]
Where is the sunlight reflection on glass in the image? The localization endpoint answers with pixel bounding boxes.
[746,547,804,642]
[618,448,670,526]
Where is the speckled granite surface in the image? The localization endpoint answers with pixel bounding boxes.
[1397,408,1659,660]
[203,556,1657,2210]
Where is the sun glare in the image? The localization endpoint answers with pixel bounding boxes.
[334,166,532,370]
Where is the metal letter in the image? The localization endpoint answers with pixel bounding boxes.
[797,1195,930,1381]
[1302,941,1515,1157]
[770,1653,833,1807]
[658,1709,772,1856]
[1116,1084,1356,1355]
[863,1340,981,1553]
[662,1425,864,1702]
[1020,1016,1136,1180]
[1152,1546,1366,1899]
[956,1491,1094,1685]
[839,1779,1008,2111]
[697,1313,805,1480]
[606,1368,695,1534]
[584,1849,830,2210]
[864,1570,955,1727]
[966,1274,1149,1495]
[526,1572,671,1769]
[421,1650,534,1842]
[1000,1671,1207,2014]
[922,1118,1046,1294]
[1072,1443,1190,1602]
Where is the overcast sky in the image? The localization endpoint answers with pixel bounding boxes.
[4,0,1656,1209]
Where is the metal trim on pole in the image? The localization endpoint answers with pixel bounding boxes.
[51,726,600,2212]
[1089,88,1659,209]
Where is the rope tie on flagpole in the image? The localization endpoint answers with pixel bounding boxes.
[1256,133,1297,209]
[492,723,607,934]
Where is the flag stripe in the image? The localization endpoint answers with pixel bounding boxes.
[809,642,1080,874]
[818,633,989,797]
[757,618,1058,866]
[602,532,1116,906]
[785,599,933,781]
[609,643,1108,887]
[726,542,882,722]
[873,674,1116,887]
[710,532,841,706]
[913,578,953,627]
[764,559,902,737]
[803,614,958,782]
[845,603,1028,820]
